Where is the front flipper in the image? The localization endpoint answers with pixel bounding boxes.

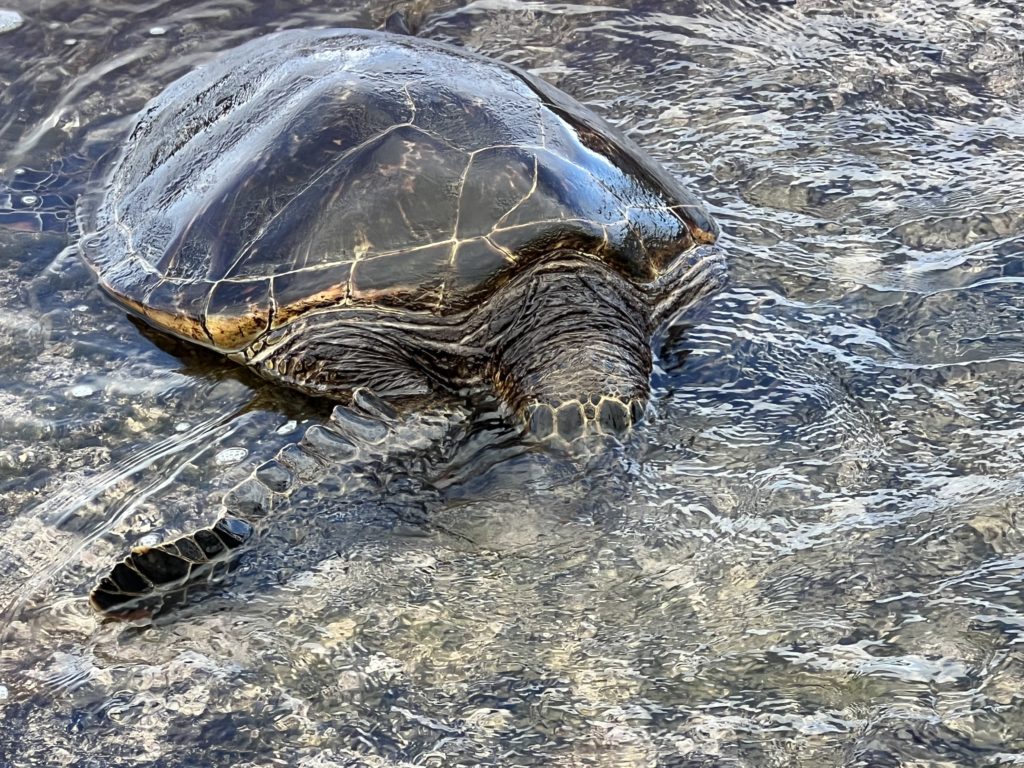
[89,518,252,619]
[90,389,456,620]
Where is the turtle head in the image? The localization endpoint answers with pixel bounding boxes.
[485,255,653,446]
[486,247,725,447]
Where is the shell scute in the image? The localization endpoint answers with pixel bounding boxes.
[350,243,449,309]
[450,239,518,298]
[404,75,544,153]
[456,146,539,240]
[272,262,353,326]
[329,125,467,255]
[204,278,272,350]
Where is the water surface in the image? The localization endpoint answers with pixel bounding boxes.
[1,0,1023,765]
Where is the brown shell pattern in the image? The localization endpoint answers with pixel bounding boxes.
[78,29,717,352]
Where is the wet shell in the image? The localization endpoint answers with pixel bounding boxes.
[79,28,717,352]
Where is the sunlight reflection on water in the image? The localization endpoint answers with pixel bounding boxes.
[1,0,1023,764]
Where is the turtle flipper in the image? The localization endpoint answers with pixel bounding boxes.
[90,388,457,620]
[89,518,252,619]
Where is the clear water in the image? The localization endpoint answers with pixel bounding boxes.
[2,0,1023,765]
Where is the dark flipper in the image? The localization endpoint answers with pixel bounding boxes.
[90,389,452,620]
[647,245,727,328]
[89,518,252,619]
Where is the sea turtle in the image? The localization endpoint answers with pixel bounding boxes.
[81,22,725,617]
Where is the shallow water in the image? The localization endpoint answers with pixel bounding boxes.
[1,0,1023,765]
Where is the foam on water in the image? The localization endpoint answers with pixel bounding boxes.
[0,9,22,34]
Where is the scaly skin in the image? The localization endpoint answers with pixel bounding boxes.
[90,389,468,619]
[236,249,725,445]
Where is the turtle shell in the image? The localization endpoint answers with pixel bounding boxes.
[79,28,717,353]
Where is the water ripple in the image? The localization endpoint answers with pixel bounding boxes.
[1,0,1023,765]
